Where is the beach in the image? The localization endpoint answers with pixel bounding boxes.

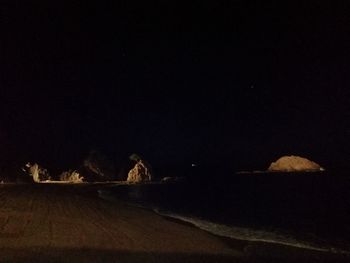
[0,183,348,262]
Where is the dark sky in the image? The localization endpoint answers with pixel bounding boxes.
[1,1,350,171]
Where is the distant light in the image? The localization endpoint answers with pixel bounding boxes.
[191,163,197,167]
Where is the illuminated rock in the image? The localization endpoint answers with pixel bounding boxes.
[59,170,84,183]
[24,162,51,182]
[268,155,324,172]
[127,160,153,183]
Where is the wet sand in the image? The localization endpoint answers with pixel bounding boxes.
[0,183,348,262]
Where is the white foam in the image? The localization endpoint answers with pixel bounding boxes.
[153,208,350,255]
[98,189,350,255]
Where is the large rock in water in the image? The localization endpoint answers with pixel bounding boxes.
[268,155,324,172]
[127,160,152,183]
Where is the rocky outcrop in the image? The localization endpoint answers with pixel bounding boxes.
[127,160,153,183]
[24,162,51,182]
[268,155,324,172]
[80,151,115,181]
[59,170,84,183]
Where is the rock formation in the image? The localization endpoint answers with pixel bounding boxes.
[268,155,324,172]
[59,170,84,183]
[127,159,153,183]
[80,150,115,181]
[24,162,51,182]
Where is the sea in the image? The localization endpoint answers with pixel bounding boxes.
[98,170,350,255]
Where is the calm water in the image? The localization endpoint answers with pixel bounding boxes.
[99,172,350,253]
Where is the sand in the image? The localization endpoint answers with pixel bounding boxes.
[0,183,348,262]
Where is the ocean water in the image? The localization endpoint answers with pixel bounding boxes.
[98,172,350,254]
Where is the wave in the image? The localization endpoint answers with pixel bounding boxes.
[153,209,350,255]
[98,189,350,255]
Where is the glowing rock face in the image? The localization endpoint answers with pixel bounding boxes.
[59,170,84,183]
[127,160,152,183]
[25,163,51,182]
[268,155,324,172]
[28,163,40,182]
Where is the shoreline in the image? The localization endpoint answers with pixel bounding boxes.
[0,183,239,262]
[97,184,350,254]
[0,183,348,262]
[156,211,350,262]
[97,183,350,261]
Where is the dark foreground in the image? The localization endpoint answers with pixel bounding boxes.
[0,183,348,262]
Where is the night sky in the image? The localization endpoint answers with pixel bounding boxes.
[1,2,350,173]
